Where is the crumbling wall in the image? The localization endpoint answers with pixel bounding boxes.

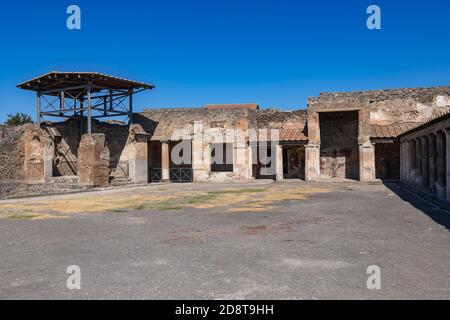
[137,108,252,182]
[309,86,450,127]
[77,133,110,187]
[0,125,26,181]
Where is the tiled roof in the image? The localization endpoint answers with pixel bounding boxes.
[250,129,307,142]
[398,110,450,137]
[370,123,418,138]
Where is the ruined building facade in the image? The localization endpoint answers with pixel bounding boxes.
[2,72,450,204]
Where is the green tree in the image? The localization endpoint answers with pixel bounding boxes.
[5,113,34,126]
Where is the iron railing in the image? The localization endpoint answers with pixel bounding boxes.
[150,168,192,183]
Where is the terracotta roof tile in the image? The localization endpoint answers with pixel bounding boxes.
[371,123,418,138]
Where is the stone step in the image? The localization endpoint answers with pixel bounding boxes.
[46,175,79,184]
[109,176,134,186]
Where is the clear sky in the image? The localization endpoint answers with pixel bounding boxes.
[1,0,450,122]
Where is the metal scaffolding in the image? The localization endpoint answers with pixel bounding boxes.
[17,72,154,134]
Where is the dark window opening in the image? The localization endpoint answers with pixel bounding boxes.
[211,143,233,172]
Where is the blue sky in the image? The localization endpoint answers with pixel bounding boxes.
[1,0,450,122]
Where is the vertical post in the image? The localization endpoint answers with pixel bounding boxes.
[305,111,320,181]
[429,134,437,193]
[109,90,113,111]
[445,130,450,202]
[103,96,107,115]
[275,144,284,182]
[421,136,429,189]
[161,141,170,182]
[87,86,92,135]
[60,91,65,110]
[415,137,423,186]
[129,89,133,125]
[36,93,41,127]
[436,131,446,199]
[400,141,404,183]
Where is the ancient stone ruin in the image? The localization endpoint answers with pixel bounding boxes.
[1,72,450,205]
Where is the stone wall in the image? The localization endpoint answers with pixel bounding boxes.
[0,125,26,181]
[309,86,450,126]
[77,133,110,187]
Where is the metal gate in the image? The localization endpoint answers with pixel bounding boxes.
[150,168,192,183]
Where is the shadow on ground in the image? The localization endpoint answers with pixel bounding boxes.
[384,182,450,232]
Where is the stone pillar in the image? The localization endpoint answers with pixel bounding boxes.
[275,144,284,182]
[192,122,210,182]
[404,140,410,184]
[161,141,170,182]
[445,130,450,202]
[436,131,446,199]
[305,111,320,181]
[128,132,149,184]
[415,137,423,186]
[421,136,429,189]
[247,144,253,180]
[43,136,54,180]
[359,142,376,182]
[400,141,405,184]
[428,133,437,193]
[77,133,110,187]
[410,139,417,184]
[358,108,375,182]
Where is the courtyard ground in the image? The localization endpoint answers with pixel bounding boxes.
[0,181,449,299]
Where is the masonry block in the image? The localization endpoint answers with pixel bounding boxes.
[77,133,110,187]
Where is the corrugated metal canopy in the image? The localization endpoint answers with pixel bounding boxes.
[17,71,155,95]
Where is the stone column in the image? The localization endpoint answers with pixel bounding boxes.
[305,111,320,181]
[410,139,417,184]
[421,136,429,189]
[275,144,284,182]
[128,133,149,184]
[247,144,254,180]
[400,141,406,184]
[43,137,54,180]
[192,122,210,182]
[445,130,450,202]
[436,131,446,199]
[161,140,170,182]
[428,133,437,194]
[415,137,423,186]
[358,108,375,182]
[77,133,110,187]
[404,140,410,184]
[359,142,376,182]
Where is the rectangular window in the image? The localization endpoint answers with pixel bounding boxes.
[210,143,233,172]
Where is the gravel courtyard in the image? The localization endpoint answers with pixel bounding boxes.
[0,182,449,299]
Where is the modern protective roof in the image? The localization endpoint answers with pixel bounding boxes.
[370,123,418,138]
[17,71,155,94]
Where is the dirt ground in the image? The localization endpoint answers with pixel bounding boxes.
[0,181,449,299]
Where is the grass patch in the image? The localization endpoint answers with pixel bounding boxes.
[133,201,183,211]
[107,208,129,213]
[7,214,42,220]
[207,188,266,195]
[184,194,218,204]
